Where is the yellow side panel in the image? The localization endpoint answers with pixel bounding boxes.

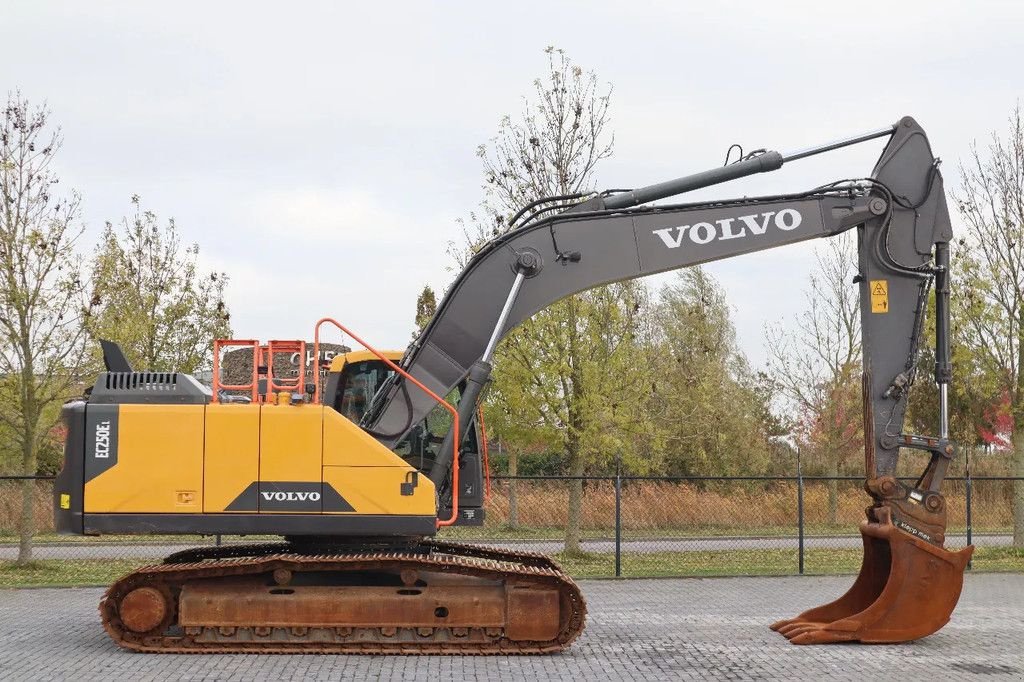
[204,404,260,512]
[323,466,435,516]
[323,407,413,467]
[259,404,322,483]
[84,404,204,513]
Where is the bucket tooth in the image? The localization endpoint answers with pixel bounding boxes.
[771,508,973,645]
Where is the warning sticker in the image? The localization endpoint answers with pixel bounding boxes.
[59,493,70,510]
[870,279,888,313]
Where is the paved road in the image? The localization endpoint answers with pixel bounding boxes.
[0,574,1021,680]
[0,533,1005,560]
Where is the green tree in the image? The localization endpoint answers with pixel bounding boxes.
[487,282,653,547]
[88,196,231,373]
[905,270,1004,473]
[0,94,92,564]
[953,104,1024,545]
[649,268,776,477]
[413,285,437,336]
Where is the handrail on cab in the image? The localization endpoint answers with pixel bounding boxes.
[314,318,460,528]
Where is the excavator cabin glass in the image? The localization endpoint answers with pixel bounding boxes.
[337,359,394,422]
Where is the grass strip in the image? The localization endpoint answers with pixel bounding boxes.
[1,547,1021,587]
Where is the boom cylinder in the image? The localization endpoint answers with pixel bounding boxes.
[429,359,491,487]
[429,267,530,487]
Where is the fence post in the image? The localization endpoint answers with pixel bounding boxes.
[797,446,805,575]
[965,450,973,571]
[614,453,622,578]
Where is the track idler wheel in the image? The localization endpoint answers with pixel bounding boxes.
[770,508,973,644]
[117,586,174,635]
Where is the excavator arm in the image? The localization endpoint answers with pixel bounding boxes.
[363,115,972,644]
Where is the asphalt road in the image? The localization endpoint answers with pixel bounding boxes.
[0,533,1006,561]
[1,574,1021,680]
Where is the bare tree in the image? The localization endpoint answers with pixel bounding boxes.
[767,234,862,523]
[454,47,641,555]
[450,46,613,261]
[955,104,1024,545]
[0,94,92,564]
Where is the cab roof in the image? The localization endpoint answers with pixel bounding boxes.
[328,349,403,372]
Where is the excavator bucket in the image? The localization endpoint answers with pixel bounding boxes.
[770,513,973,644]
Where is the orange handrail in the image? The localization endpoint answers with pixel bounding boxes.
[265,339,306,395]
[477,405,491,502]
[314,318,461,528]
[212,339,260,403]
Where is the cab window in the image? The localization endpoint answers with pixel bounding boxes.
[337,360,395,422]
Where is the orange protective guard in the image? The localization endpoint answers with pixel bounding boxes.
[478,406,491,502]
[265,339,306,394]
[314,318,460,528]
[212,339,260,403]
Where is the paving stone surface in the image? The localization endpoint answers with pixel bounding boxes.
[0,574,1021,680]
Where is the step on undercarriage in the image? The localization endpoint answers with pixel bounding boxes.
[101,540,586,654]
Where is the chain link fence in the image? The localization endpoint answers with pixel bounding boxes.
[1,473,1022,586]
[465,473,1021,578]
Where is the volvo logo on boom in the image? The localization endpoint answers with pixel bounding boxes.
[652,208,803,249]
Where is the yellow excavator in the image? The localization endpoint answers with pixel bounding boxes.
[55,116,971,652]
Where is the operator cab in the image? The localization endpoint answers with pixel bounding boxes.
[325,350,400,422]
[324,351,487,525]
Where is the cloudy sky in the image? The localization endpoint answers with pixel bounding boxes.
[3,1,1021,370]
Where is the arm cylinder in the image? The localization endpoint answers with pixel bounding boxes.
[602,152,783,210]
[781,125,896,163]
[601,124,896,212]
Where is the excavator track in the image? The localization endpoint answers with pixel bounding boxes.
[100,540,586,654]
